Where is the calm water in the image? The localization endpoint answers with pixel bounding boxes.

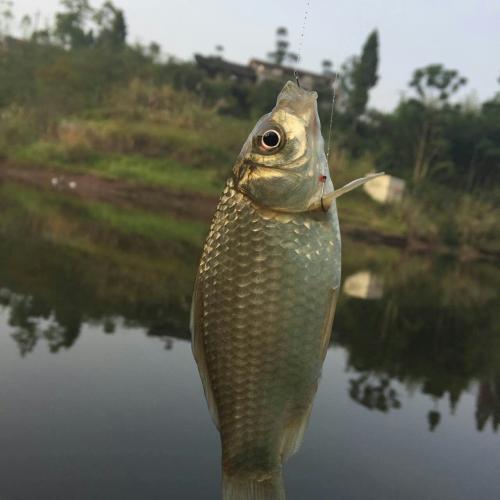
[1,183,499,499]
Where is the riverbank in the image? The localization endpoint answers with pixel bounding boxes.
[1,158,497,261]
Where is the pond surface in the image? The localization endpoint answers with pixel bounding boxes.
[0,183,499,499]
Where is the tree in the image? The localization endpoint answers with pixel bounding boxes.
[148,42,161,62]
[408,64,467,183]
[322,59,334,76]
[345,30,379,121]
[0,0,13,39]
[409,64,467,105]
[267,27,298,66]
[94,1,127,49]
[215,44,224,58]
[20,14,33,39]
[54,0,94,49]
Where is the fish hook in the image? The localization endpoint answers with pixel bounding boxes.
[294,70,301,88]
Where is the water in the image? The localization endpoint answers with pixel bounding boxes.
[0,183,499,499]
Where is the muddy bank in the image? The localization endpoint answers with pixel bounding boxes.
[0,160,218,223]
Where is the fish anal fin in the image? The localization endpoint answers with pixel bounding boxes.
[279,287,339,462]
[319,287,339,360]
[190,274,220,428]
[280,405,314,462]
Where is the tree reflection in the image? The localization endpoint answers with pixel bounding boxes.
[3,291,81,356]
[427,410,441,432]
[349,373,401,412]
[336,249,500,433]
[0,189,197,355]
[476,378,500,432]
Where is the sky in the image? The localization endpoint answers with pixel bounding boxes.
[9,0,500,110]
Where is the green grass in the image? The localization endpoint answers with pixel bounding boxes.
[11,144,224,195]
[82,200,207,246]
[92,155,222,195]
[336,190,407,236]
[0,182,208,246]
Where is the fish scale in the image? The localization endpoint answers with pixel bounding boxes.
[195,179,340,488]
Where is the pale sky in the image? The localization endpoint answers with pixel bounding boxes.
[9,0,500,110]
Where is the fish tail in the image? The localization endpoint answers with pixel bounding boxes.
[222,469,285,500]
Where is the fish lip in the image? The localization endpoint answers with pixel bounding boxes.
[277,80,318,103]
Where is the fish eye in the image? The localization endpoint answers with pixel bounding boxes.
[260,129,282,151]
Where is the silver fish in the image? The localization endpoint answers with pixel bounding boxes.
[191,81,380,500]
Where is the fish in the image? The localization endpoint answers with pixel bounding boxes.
[191,81,381,500]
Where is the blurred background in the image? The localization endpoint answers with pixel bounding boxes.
[0,1,499,499]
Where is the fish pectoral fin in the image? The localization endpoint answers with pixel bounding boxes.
[190,274,220,428]
[308,172,385,211]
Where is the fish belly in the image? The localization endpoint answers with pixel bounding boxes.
[195,183,340,483]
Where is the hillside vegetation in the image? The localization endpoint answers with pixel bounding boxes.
[0,0,499,258]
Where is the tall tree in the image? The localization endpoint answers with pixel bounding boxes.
[0,0,13,39]
[19,14,33,39]
[346,30,379,121]
[94,1,127,49]
[322,59,334,76]
[267,27,298,65]
[409,64,467,105]
[54,0,94,49]
[215,44,224,58]
[408,64,467,183]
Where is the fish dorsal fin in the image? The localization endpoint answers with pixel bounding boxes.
[308,172,385,212]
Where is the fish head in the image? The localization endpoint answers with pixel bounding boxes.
[233,80,333,212]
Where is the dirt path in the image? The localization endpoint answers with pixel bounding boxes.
[0,160,218,223]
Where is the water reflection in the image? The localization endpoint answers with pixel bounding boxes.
[335,254,500,433]
[1,183,499,435]
[477,379,500,432]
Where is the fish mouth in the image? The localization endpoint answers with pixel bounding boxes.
[233,159,248,191]
[277,81,318,103]
[233,159,298,192]
[275,81,319,127]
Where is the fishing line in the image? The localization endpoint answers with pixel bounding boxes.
[320,73,338,203]
[326,72,338,161]
[291,0,336,205]
[293,0,310,88]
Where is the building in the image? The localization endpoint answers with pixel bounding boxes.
[194,54,256,84]
[194,55,333,91]
[248,58,333,90]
